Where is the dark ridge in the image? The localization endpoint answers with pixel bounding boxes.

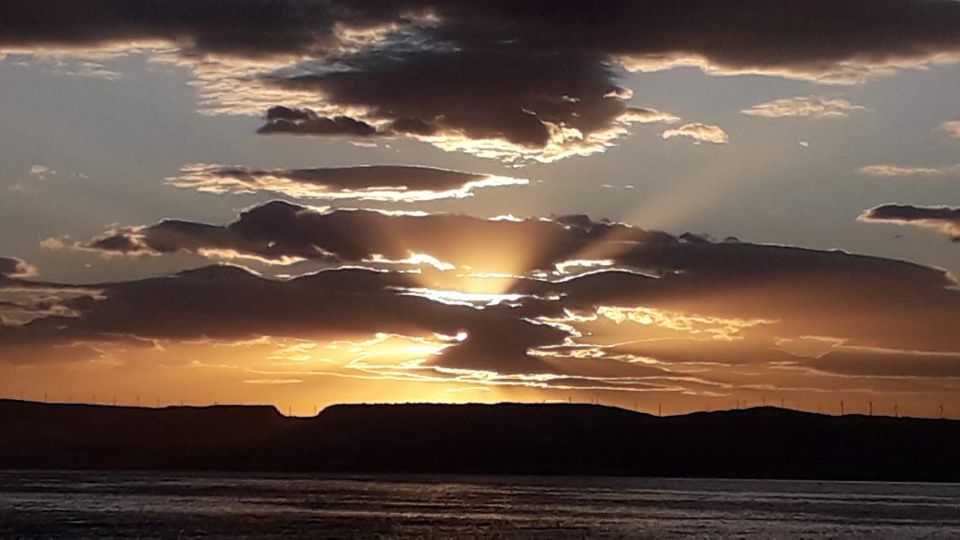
[0,399,290,470]
[2,400,960,481]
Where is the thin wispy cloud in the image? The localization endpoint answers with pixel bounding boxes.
[859,164,960,177]
[742,96,865,118]
[168,164,529,202]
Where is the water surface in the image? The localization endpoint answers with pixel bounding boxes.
[2,471,960,538]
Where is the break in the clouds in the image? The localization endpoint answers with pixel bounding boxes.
[741,96,865,118]
[859,164,960,177]
[661,123,729,145]
[860,204,960,241]
[4,1,960,161]
[169,164,528,202]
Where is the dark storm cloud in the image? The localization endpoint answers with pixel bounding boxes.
[10,204,960,380]
[397,0,960,72]
[72,202,960,355]
[261,47,642,154]
[0,265,565,373]
[253,0,960,156]
[77,200,650,271]
[0,0,345,57]
[8,1,958,159]
[168,164,527,201]
[6,0,960,68]
[859,204,960,241]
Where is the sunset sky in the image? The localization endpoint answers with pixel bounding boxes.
[1,0,959,417]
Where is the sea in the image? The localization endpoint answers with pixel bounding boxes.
[2,471,960,538]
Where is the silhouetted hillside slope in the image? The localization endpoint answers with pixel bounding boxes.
[2,400,959,480]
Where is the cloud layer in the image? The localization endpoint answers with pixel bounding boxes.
[63,202,960,356]
[74,201,655,273]
[5,1,960,160]
[6,209,960,396]
[168,164,528,202]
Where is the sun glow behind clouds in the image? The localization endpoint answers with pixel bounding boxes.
[339,333,462,370]
[554,259,615,275]
[367,252,456,272]
[398,287,527,308]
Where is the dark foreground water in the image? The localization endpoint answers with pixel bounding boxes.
[2,472,960,538]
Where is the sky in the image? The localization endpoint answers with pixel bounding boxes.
[1,0,959,417]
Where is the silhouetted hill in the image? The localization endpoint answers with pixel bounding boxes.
[2,400,960,481]
[0,399,292,469]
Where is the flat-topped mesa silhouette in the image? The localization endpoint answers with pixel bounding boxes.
[0,399,293,470]
[2,400,959,481]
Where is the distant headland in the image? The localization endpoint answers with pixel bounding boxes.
[2,399,959,481]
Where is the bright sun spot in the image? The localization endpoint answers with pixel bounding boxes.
[455,331,469,342]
